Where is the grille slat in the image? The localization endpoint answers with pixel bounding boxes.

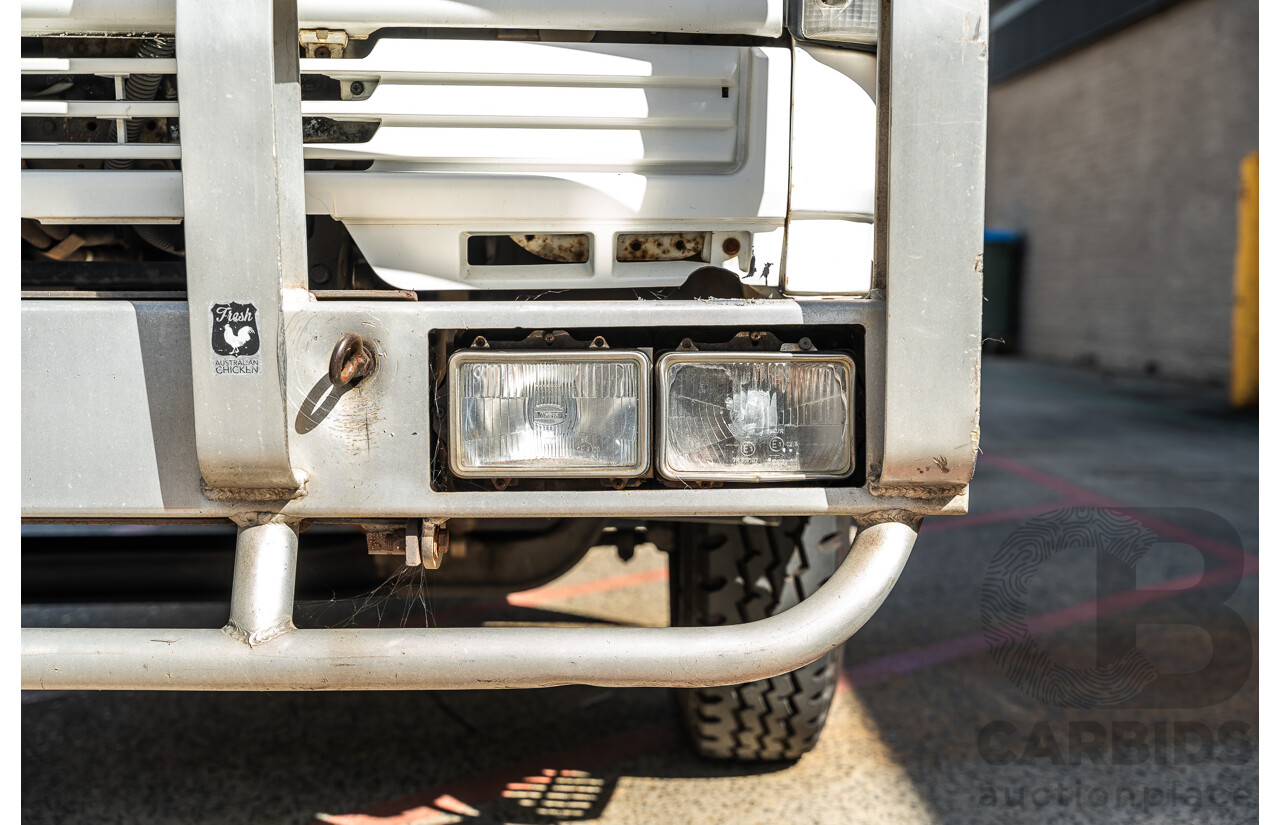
[299,39,745,172]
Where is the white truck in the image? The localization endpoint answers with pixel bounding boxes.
[21,0,987,761]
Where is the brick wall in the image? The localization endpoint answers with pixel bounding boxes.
[986,0,1258,383]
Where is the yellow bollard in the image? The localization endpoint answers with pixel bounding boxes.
[1231,151,1259,408]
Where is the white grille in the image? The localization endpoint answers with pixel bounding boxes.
[300,39,745,172]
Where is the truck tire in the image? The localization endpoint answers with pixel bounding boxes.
[668,517,847,761]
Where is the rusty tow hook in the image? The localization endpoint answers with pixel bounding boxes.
[328,332,376,387]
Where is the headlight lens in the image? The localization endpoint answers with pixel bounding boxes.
[449,351,650,478]
[657,353,856,481]
[791,0,879,46]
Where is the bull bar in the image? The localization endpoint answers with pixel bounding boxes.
[21,0,984,692]
[23,517,918,691]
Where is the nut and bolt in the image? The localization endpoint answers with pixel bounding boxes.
[309,263,331,284]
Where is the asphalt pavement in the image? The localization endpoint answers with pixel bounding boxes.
[21,356,1259,824]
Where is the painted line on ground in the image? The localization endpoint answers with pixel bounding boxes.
[320,460,1256,821]
[507,567,668,608]
[919,498,1085,534]
[979,453,1254,565]
[841,555,1257,689]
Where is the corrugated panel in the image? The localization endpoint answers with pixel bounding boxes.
[300,39,746,171]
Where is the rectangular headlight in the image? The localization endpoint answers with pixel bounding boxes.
[449,350,650,478]
[791,0,879,46]
[657,352,856,482]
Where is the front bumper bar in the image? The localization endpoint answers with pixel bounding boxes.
[22,517,918,691]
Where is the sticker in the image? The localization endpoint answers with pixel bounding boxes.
[210,301,261,375]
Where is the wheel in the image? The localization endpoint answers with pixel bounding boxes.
[668,516,849,761]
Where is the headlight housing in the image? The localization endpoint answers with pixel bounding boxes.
[790,0,879,46]
[448,350,651,478]
[656,352,856,482]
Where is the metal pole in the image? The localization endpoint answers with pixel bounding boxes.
[22,519,918,691]
[878,0,987,491]
[224,517,299,646]
[177,0,308,492]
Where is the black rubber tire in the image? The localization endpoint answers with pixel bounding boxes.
[668,517,847,761]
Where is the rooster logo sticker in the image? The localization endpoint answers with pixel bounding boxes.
[210,302,261,374]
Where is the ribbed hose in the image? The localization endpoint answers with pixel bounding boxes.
[134,224,184,257]
[104,37,175,170]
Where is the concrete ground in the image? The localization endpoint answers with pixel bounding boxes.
[21,357,1259,825]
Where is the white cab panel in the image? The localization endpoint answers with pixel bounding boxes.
[783,45,877,296]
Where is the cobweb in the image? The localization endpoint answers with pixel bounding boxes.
[298,563,436,630]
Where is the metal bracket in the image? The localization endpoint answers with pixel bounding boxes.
[365,519,449,569]
[299,29,349,59]
[177,0,309,494]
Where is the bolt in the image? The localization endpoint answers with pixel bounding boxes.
[721,237,741,257]
[349,81,365,96]
[309,263,332,284]
[314,46,331,59]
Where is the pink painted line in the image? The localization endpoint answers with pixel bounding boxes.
[980,453,1094,500]
[919,498,1086,534]
[427,566,667,626]
[979,453,1254,565]
[507,567,668,608]
[841,556,1257,689]
[322,515,1257,822]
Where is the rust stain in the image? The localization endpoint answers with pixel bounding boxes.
[510,233,589,263]
[615,232,706,262]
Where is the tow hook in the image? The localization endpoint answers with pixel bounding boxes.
[328,332,376,387]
